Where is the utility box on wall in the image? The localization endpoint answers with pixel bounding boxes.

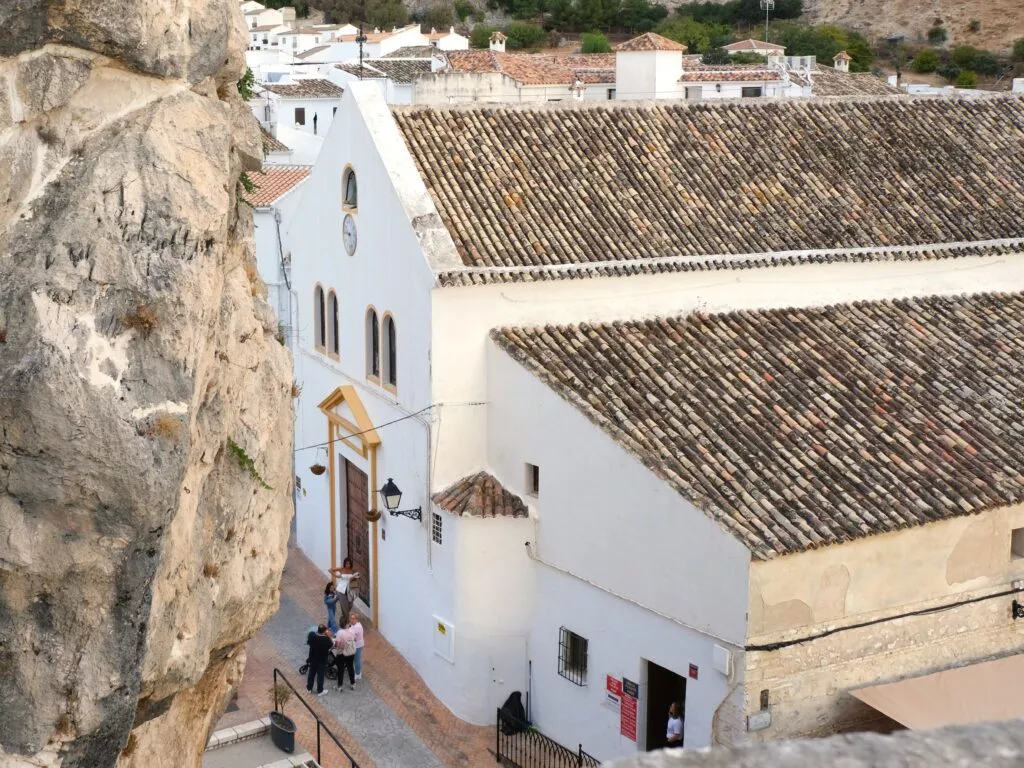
[433,616,455,663]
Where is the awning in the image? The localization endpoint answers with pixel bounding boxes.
[851,654,1024,730]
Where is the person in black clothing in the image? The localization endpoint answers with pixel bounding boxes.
[306,624,333,695]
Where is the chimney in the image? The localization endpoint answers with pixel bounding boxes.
[833,50,851,73]
[571,79,585,100]
[489,30,507,53]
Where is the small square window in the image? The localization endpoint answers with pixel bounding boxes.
[525,463,539,497]
[432,512,443,545]
[295,107,306,125]
[1012,528,1024,560]
[558,627,587,685]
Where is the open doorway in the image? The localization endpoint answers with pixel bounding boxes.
[645,661,686,751]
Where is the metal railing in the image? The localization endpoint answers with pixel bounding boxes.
[273,668,361,767]
[496,708,601,768]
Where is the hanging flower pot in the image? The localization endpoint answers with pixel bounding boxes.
[367,508,382,522]
[310,463,326,476]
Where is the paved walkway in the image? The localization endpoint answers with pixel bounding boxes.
[216,547,493,768]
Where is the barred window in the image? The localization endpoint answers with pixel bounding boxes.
[432,512,443,545]
[558,627,587,685]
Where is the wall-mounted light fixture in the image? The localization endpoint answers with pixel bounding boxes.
[379,478,422,521]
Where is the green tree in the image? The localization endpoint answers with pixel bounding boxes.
[580,32,613,52]
[1014,39,1024,62]
[655,16,726,52]
[955,69,978,88]
[730,51,766,63]
[911,48,939,73]
[701,47,731,64]
[470,24,496,47]
[505,20,546,48]
[421,4,455,28]
[367,0,409,27]
[454,0,475,20]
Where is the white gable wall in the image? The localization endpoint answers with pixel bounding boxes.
[487,341,750,755]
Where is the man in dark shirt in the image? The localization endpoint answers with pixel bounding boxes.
[306,624,333,695]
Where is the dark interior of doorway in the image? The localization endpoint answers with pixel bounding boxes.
[645,661,686,751]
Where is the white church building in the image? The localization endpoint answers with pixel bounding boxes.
[278,82,1024,761]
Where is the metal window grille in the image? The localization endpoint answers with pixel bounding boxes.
[558,627,587,685]
[432,512,443,545]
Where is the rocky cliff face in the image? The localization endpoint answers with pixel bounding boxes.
[0,2,294,766]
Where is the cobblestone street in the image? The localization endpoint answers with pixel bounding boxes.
[216,547,494,768]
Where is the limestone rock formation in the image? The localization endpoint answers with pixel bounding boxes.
[0,2,293,766]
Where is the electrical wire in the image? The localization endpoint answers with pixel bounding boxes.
[746,586,1021,652]
[294,404,437,453]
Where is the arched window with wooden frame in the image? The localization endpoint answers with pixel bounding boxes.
[327,291,340,358]
[365,306,380,381]
[314,284,326,351]
[382,313,397,391]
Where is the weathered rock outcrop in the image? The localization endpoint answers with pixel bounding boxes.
[0,2,293,766]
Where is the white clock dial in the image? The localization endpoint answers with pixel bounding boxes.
[343,214,357,255]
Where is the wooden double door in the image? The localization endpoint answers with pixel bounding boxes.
[343,458,371,608]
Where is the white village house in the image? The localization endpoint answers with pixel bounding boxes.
[276,82,1024,761]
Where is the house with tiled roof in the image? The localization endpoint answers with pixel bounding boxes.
[724,38,786,56]
[425,26,470,51]
[259,78,343,139]
[280,80,1024,759]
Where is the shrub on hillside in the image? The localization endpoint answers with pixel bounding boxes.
[911,48,939,73]
[470,24,496,47]
[701,47,731,64]
[731,51,767,63]
[968,19,980,33]
[420,4,455,28]
[1014,39,1024,62]
[454,0,476,20]
[926,24,947,45]
[580,32,612,52]
[505,21,546,49]
[955,70,978,88]
[951,45,1001,75]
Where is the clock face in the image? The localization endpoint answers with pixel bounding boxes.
[343,214,357,255]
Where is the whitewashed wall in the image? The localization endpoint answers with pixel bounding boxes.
[270,95,341,138]
[253,181,307,341]
[486,342,750,756]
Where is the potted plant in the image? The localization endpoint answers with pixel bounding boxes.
[309,463,326,476]
[268,682,296,753]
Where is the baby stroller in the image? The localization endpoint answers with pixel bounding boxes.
[299,625,339,680]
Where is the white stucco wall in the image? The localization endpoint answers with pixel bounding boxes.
[486,342,751,756]
[616,50,682,100]
[253,181,307,340]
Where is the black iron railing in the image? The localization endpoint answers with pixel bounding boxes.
[496,708,600,767]
[273,667,361,767]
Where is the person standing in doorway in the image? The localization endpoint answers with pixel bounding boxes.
[306,624,333,696]
[348,612,365,680]
[666,702,683,748]
[324,582,340,633]
[333,616,357,691]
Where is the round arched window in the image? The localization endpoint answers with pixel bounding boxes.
[342,167,357,209]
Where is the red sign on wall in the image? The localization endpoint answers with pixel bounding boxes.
[620,691,638,741]
[606,676,623,698]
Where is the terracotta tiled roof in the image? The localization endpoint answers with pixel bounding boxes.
[392,97,1024,275]
[263,79,344,98]
[382,45,440,58]
[679,65,784,82]
[445,50,615,86]
[810,64,902,96]
[493,292,1024,559]
[835,50,853,61]
[723,39,785,52]
[260,126,290,154]
[615,32,687,52]
[433,472,530,519]
[247,166,311,207]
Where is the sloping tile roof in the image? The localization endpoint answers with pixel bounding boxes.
[493,292,1024,559]
[260,126,290,154]
[724,39,785,51]
[433,471,530,518]
[263,79,344,98]
[392,97,1024,277]
[296,45,331,59]
[247,166,311,206]
[810,64,902,96]
[335,62,387,78]
[679,65,784,82]
[445,51,615,85]
[364,58,432,82]
[615,32,687,52]
[382,45,439,58]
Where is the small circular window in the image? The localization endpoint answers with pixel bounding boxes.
[342,167,357,210]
